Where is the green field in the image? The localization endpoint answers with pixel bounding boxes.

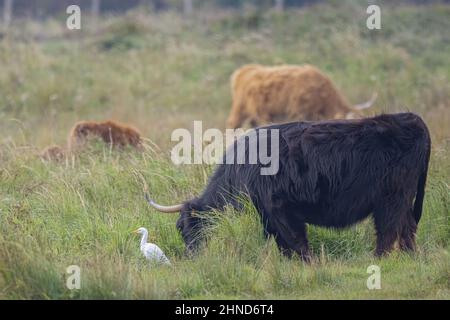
[0,2,449,299]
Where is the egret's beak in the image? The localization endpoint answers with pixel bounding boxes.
[132,229,139,234]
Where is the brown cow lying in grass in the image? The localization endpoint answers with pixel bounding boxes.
[226,64,377,128]
[68,120,143,152]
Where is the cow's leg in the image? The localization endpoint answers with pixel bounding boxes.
[399,212,417,252]
[287,223,311,263]
[260,215,293,256]
[374,200,409,256]
[253,114,273,127]
[273,232,294,258]
[249,118,260,127]
[375,227,398,257]
[259,200,311,262]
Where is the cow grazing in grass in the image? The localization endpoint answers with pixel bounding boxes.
[226,64,377,129]
[145,113,431,262]
[68,120,142,151]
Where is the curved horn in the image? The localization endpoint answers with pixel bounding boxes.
[144,192,183,213]
[353,92,378,110]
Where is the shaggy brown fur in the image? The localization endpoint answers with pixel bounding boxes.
[68,120,142,151]
[226,64,375,128]
[40,145,65,162]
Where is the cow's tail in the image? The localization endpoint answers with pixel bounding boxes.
[413,141,431,224]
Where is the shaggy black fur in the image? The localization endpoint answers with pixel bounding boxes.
[173,113,431,261]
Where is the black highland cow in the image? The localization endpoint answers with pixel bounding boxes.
[145,113,431,261]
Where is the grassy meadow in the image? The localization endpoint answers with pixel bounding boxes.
[0,2,449,299]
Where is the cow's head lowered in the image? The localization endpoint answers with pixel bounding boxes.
[144,192,203,252]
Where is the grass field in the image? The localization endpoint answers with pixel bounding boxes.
[0,2,449,299]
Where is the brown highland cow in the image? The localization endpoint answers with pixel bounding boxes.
[68,120,142,151]
[226,64,376,128]
[39,145,65,162]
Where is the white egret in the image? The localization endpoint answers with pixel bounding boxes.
[133,227,171,266]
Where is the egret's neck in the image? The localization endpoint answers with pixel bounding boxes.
[140,230,148,247]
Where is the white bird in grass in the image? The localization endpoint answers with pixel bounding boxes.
[133,227,171,266]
